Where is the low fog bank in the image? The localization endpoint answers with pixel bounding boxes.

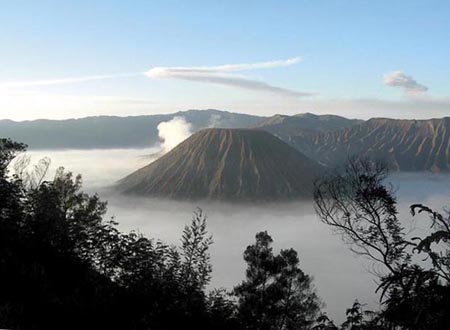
[22,148,450,323]
[101,192,379,323]
[26,148,159,188]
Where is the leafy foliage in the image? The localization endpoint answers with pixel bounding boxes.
[314,158,450,330]
[0,138,224,330]
[314,159,410,274]
[234,231,321,330]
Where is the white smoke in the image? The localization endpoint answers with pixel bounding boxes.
[208,114,223,128]
[157,116,193,154]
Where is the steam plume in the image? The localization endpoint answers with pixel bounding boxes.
[157,116,193,154]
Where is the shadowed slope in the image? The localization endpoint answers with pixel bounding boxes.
[117,129,324,201]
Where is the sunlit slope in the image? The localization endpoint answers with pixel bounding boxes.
[118,128,324,200]
[298,117,450,172]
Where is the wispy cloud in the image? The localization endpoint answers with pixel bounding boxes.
[383,71,428,96]
[149,57,303,74]
[0,58,310,97]
[0,73,139,89]
[145,57,313,97]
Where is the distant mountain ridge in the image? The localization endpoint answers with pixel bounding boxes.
[3,109,450,172]
[292,117,450,172]
[254,112,362,140]
[0,109,264,149]
[117,128,324,201]
[0,109,362,150]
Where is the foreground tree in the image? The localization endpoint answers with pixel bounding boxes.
[312,313,338,330]
[235,231,320,330]
[0,138,229,330]
[314,159,450,330]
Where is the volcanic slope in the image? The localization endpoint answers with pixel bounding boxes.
[298,117,450,172]
[117,128,324,201]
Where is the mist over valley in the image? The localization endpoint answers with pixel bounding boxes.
[23,145,450,322]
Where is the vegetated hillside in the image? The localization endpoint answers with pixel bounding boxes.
[254,112,362,141]
[117,128,324,201]
[296,117,450,172]
[0,109,263,149]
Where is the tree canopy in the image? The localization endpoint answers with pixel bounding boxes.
[314,159,450,330]
[234,231,321,330]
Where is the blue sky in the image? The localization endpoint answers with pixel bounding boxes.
[0,0,449,120]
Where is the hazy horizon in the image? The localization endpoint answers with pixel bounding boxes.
[2,108,450,123]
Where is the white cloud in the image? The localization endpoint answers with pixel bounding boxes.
[145,57,313,97]
[149,57,302,75]
[383,71,428,96]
